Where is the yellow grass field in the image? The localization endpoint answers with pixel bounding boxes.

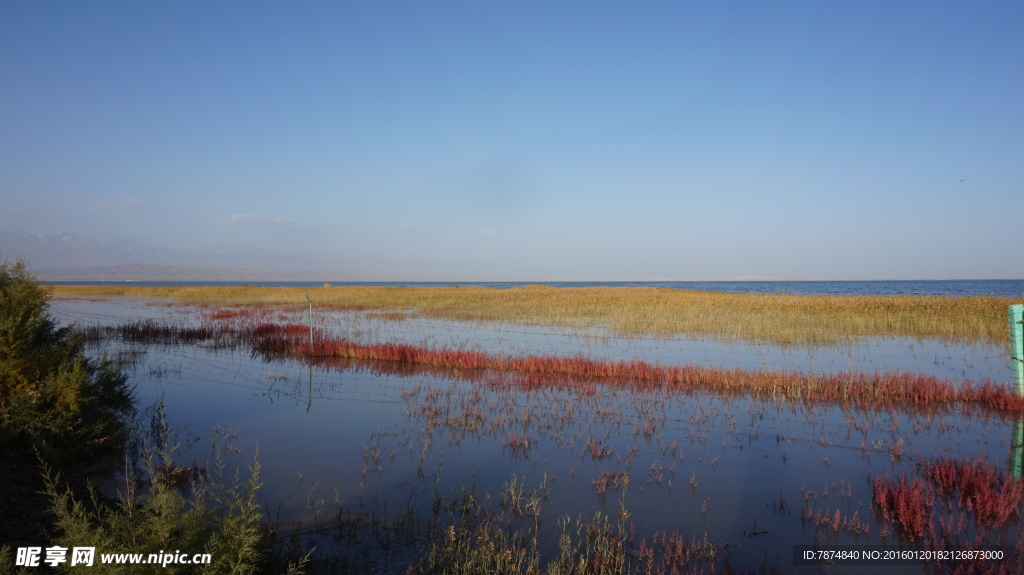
[46,284,1018,346]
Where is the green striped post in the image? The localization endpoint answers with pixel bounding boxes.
[1011,304,1024,397]
[1006,305,1024,479]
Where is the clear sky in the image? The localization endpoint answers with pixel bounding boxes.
[2,2,1021,280]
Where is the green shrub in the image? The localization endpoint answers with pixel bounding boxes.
[0,259,134,468]
[0,262,306,573]
[41,420,307,574]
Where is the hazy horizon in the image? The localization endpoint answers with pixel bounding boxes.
[3,3,1022,281]
[6,229,1023,283]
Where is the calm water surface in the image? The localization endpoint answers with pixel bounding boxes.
[49,296,1024,573]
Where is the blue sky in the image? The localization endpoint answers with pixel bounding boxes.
[2,2,1021,280]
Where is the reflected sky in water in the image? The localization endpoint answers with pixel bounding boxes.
[49,297,1024,573]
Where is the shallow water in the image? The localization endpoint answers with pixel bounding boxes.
[50,297,1024,573]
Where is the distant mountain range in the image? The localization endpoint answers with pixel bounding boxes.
[0,230,346,281]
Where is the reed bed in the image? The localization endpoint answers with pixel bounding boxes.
[47,284,1017,346]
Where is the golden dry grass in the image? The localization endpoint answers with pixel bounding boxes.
[46,284,1016,346]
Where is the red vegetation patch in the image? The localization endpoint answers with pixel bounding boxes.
[922,458,1024,528]
[873,456,1024,543]
[872,475,934,541]
[253,323,317,338]
[104,316,1024,415]
[248,334,1024,415]
[207,309,245,320]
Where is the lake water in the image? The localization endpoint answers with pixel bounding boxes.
[48,293,1024,573]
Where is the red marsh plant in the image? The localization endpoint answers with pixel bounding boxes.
[95,316,1024,415]
[592,469,629,497]
[584,438,614,461]
[873,456,1024,545]
[800,505,869,538]
[252,323,320,339]
[503,432,534,460]
[255,333,1024,415]
[921,458,1024,529]
[872,474,935,541]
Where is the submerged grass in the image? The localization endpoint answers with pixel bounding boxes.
[47,284,1016,346]
[408,475,738,575]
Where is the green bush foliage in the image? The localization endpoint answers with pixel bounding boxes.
[0,259,134,468]
[0,262,306,573]
[41,421,308,575]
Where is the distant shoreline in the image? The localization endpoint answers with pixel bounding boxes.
[43,278,1024,298]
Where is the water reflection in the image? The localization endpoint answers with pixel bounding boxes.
[50,297,1013,385]
[48,297,1024,573]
